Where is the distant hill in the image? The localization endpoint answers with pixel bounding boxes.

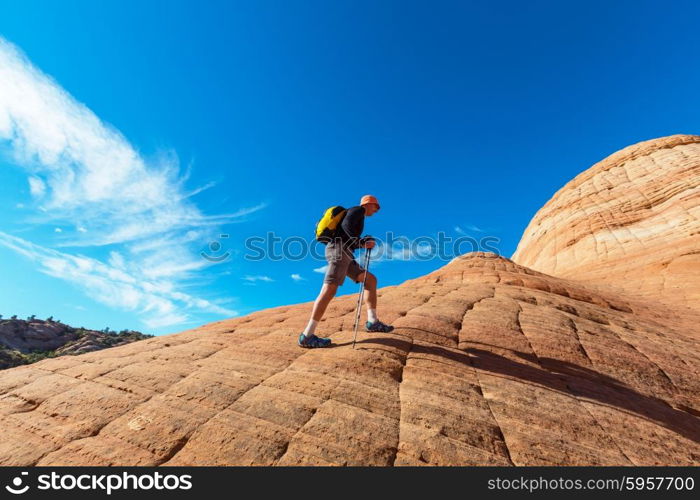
[0,317,152,369]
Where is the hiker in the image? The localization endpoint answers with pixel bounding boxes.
[299,195,395,348]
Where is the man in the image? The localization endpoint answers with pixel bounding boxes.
[298,195,395,348]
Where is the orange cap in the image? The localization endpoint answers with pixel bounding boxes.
[360,194,380,209]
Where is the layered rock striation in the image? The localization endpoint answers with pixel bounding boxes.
[512,134,700,312]
[0,135,698,466]
[0,253,697,466]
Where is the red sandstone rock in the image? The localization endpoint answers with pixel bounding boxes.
[513,134,700,313]
[0,135,698,466]
[0,253,697,466]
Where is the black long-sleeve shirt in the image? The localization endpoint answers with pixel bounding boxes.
[337,205,365,251]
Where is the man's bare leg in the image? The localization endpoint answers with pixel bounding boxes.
[356,271,393,331]
[302,283,338,337]
[356,272,379,323]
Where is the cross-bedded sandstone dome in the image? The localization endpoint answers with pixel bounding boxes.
[512,134,700,312]
[1,136,699,466]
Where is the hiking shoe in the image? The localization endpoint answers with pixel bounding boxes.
[365,320,394,333]
[298,333,332,348]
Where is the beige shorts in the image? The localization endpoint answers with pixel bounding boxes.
[324,242,365,286]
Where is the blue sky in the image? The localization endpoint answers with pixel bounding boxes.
[1,1,699,334]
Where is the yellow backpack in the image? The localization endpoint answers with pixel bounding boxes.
[315,206,347,243]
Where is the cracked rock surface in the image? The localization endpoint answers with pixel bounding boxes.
[0,135,698,466]
[0,253,697,466]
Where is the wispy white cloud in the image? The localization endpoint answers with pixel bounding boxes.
[28,176,46,197]
[0,37,266,249]
[0,232,237,329]
[371,241,413,262]
[455,224,484,234]
[0,37,261,328]
[415,242,433,257]
[313,265,329,273]
[242,275,274,283]
[290,273,305,281]
[360,239,437,264]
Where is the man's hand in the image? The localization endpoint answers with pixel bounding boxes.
[361,236,376,249]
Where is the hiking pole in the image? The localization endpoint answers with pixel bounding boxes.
[351,247,372,349]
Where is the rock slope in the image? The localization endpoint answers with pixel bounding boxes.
[0,134,698,466]
[512,134,700,312]
[0,253,698,466]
